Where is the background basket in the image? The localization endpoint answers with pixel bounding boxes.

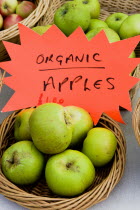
[0,0,51,62]
[37,0,140,101]
[130,65,140,101]
[0,111,126,209]
[132,98,140,145]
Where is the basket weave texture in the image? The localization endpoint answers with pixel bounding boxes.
[132,98,140,145]
[0,0,51,62]
[0,111,126,209]
[130,65,140,100]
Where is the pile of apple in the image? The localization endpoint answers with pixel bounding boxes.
[33,0,140,60]
[1,103,117,197]
[0,0,36,30]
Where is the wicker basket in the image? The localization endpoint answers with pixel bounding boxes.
[37,0,140,101]
[0,0,51,62]
[130,65,140,101]
[132,98,140,145]
[0,111,126,209]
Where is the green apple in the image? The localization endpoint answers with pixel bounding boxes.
[32,25,52,35]
[29,103,73,154]
[45,149,95,197]
[86,27,135,58]
[87,19,108,32]
[71,0,100,18]
[129,51,136,58]
[54,1,91,36]
[65,106,93,147]
[82,127,117,167]
[129,51,136,75]
[119,14,140,39]
[14,108,35,141]
[105,13,128,33]
[86,27,120,42]
[1,141,45,185]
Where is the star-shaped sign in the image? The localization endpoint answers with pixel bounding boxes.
[0,24,140,124]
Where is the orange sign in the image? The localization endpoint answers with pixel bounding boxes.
[0,24,140,124]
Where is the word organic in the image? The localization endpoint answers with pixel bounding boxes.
[36,53,102,66]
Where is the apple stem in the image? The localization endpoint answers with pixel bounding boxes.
[63,10,67,15]
[66,162,72,169]
[7,159,14,164]
[4,4,8,9]
[82,1,88,4]
[6,151,19,165]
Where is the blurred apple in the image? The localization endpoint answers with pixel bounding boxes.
[32,25,52,35]
[0,14,3,29]
[119,14,140,39]
[3,14,23,29]
[105,12,128,33]
[54,1,90,36]
[14,108,35,141]
[0,0,18,16]
[129,51,136,75]
[29,103,73,154]
[87,18,108,32]
[65,106,93,147]
[82,127,117,167]
[86,27,135,74]
[129,51,136,58]
[71,0,100,18]
[86,27,120,42]
[1,141,45,185]
[16,0,36,18]
[45,149,95,197]
[86,27,135,58]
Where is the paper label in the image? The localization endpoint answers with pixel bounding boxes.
[0,24,140,124]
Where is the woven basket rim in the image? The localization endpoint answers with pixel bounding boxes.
[0,110,126,209]
[0,0,51,41]
[132,98,140,145]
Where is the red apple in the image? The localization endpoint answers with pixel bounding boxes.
[0,0,18,16]
[3,14,23,29]
[0,14,3,29]
[16,1,36,18]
